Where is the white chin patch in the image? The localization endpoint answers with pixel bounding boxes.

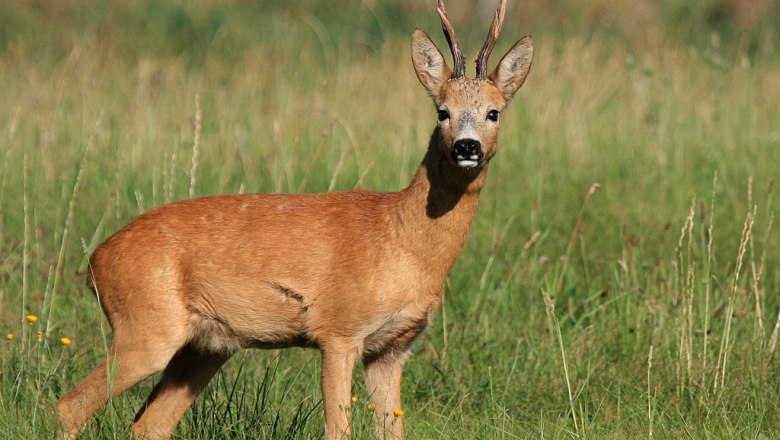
[457,160,479,168]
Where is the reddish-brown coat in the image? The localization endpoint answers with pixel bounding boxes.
[56,2,532,439]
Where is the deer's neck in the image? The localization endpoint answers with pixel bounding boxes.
[394,135,489,282]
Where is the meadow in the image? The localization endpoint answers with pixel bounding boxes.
[1,0,779,438]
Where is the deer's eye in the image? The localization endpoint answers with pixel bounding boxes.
[437,109,450,121]
[487,110,499,122]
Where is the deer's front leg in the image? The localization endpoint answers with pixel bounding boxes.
[364,350,410,440]
[321,345,358,440]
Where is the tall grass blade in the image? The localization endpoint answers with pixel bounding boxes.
[542,289,580,437]
[44,137,92,338]
[189,94,202,198]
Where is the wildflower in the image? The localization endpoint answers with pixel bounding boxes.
[26,315,38,324]
[393,408,404,417]
[5,333,13,341]
[60,337,72,346]
[366,403,376,412]
[37,331,44,342]
[351,395,359,404]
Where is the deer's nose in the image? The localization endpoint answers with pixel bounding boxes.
[452,139,483,167]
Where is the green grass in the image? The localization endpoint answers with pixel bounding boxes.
[2,0,779,438]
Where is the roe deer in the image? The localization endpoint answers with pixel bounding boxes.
[55,0,532,438]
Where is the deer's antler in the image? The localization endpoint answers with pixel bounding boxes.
[475,0,507,78]
[437,0,466,79]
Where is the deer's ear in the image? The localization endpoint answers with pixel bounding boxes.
[489,36,533,101]
[411,29,452,95]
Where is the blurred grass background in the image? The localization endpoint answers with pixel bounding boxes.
[1,0,779,438]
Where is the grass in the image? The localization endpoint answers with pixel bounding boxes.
[2,0,779,438]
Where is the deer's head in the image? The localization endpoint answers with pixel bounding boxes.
[412,0,532,170]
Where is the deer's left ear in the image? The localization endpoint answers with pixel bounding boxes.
[489,36,533,101]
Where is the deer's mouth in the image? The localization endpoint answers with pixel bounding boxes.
[455,157,480,168]
[451,149,484,168]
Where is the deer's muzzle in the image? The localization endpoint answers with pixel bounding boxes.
[452,138,483,168]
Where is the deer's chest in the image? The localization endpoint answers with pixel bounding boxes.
[361,299,440,358]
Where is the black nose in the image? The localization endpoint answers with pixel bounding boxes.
[452,139,483,162]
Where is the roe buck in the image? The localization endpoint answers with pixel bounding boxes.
[55,0,532,438]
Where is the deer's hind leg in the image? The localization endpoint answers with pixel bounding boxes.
[132,344,230,440]
[55,328,188,439]
[56,284,193,439]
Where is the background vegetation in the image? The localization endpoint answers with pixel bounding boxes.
[1,0,779,438]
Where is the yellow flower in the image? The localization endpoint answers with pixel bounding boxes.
[26,315,38,324]
[60,337,72,346]
[393,408,404,417]
[366,403,376,412]
[351,395,359,403]
[5,333,13,341]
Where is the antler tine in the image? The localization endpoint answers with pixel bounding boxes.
[475,0,507,78]
[437,0,466,79]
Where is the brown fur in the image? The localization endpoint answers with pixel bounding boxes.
[55,3,532,440]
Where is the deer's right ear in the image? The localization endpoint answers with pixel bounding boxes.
[411,29,452,95]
